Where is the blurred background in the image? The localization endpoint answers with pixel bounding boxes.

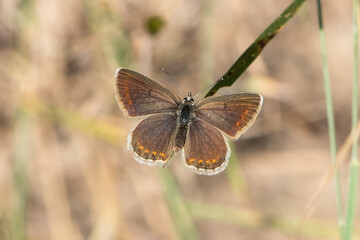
[0,0,359,239]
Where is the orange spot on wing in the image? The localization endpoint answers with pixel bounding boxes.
[236,120,241,127]
[144,149,149,153]
[126,93,130,98]
[189,158,195,164]
[152,151,157,155]
[244,110,249,115]
[212,159,217,164]
[124,87,129,91]
[159,153,165,158]
[139,145,144,150]
[128,100,133,104]
[198,159,203,165]
[206,160,210,165]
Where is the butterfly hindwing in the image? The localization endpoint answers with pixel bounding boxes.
[184,118,230,175]
[128,113,177,166]
[195,93,263,139]
[114,68,182,117]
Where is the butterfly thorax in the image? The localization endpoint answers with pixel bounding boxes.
[177,92,195,125]
[174,93,195,152]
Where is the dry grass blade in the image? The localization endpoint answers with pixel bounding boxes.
[293,119,360,238]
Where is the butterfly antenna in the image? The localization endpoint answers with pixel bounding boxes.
[192,77,224,99]
[162,68,185,97]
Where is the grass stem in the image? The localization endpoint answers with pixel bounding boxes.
[316,0,344,238]
[344,0,359,239]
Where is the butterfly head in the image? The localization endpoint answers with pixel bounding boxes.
[183,92,194,104]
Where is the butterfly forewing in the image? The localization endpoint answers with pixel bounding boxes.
[114,68,181,117]
[195,93,263,139]
[129,113,177,166]
[184,118,230,175]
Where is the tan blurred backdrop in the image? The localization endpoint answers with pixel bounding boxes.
[0,0,358,239]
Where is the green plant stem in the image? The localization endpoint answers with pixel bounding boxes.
[205,0,306,97]
[316,0,344,238]
[226,143,251,205]
[186,201,360,239]
[344,160,359,240]
[158,169,200,240]
[344,0,359,239]
[11,110,30,240]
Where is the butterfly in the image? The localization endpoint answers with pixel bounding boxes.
[114,68,263,175]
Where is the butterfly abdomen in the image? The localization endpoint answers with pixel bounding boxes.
[174,125,188,152]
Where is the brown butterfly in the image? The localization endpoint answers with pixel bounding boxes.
[114,68,263,175]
